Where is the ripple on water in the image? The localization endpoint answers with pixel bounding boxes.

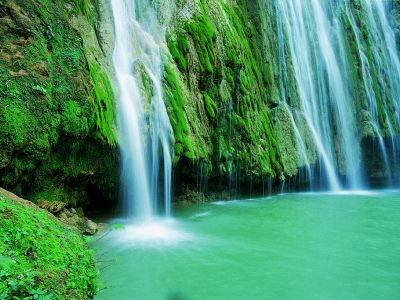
[189,212,210,219]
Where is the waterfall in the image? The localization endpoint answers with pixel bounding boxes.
[109,0,400,209]
[276,5,313,189]
[275,0,400,190]
[361,0,400,186]
[111,0,173,219]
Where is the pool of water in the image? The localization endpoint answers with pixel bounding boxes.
[93,191,400,299]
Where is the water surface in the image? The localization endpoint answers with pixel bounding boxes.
[94,191,400,299]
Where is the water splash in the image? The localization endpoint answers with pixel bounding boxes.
[110,219,193,246]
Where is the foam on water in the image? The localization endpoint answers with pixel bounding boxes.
[212,199,246,206]
[107,219,193,246]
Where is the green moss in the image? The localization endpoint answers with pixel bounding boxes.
[0,0,118,206]
[173,143,184,165]
[212,1,282,177]
[239,69,249,92]
[69,0,96,23]
[184,150,196,161]
[185,15,216,74]
[87,60,117,145]
[62,100,89,137]
[163,0,284,179]
[163,63,195,162]
[167,33,189,71]
[0,191,97,299]
[0,101,36,147]
[133,61,154,108]
[204,93,218,119]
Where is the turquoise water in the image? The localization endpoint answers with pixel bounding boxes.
[94,191,400,299]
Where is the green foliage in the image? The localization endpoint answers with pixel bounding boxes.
[218,2,283,177]
[168,12,216,74]
[0,193,97,299]
[0,101,36,147]
[31,85,47,95]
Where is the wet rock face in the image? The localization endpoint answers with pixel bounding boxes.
[361,137,400,187]
[38,199,98,235]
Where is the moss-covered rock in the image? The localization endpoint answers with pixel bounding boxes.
[0,188,97,299]
[164,0,285,190]
[0,0,118,207]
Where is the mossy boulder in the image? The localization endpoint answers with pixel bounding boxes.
[0,0,118,206]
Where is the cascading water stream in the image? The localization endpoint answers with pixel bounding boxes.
[276,0,349,191]
[111,0,173,220]
[343,2,393,185]
[275,0,400,190]
[362,0,400,186]
[276,5,313,188]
